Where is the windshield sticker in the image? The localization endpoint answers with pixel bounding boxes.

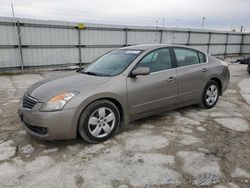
[125,50,141,54]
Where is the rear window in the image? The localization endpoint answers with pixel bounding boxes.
[174,48,199,67]
[198,52,207,63]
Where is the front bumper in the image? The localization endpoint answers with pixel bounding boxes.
[18,107,78,140]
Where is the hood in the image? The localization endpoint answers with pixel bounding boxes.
[26,71,110,102]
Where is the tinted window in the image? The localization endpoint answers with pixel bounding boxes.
[174,48,199,67]
[83,50,142,76]
[136,48,172,73]
[198,51,207,63]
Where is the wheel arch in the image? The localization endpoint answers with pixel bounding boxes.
[209,77,222,95]
[74,95,127,138]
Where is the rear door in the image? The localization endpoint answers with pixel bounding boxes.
[173,47,208,105]
[126,48,177,117]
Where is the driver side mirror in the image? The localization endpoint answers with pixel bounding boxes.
[131,67,150,77]
[76,67,84,72]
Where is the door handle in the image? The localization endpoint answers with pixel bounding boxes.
[167,77,175,82]
[202,68,208,72]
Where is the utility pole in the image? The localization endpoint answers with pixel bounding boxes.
[176,19,179,28]
[155,19,159,26]
[11,3,15,17]
[240,26,244,32]
[202,17,206,29]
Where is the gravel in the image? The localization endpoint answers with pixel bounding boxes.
[0,62,249,187]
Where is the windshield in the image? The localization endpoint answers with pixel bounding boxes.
[82,49,142,76]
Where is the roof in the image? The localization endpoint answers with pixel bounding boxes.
[121,44,169,51]
[120,44,207,54]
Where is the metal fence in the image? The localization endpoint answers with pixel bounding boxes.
[0,17,250,72]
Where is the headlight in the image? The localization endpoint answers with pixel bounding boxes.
[40,92,78,112]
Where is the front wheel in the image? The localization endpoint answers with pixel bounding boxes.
[78,100,120,143]
[200,80,220,109]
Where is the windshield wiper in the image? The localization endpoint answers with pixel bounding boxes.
[82,70,111,77]
[82,71,107,76]
[82,71,99,76]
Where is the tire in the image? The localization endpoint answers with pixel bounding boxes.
[199,80,220,109]
[78,100,120,143]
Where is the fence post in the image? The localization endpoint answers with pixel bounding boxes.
[186,31,191,45]
[125,27,128,46]
[16,21,24,72]
[173,30,176,44]
[239,33,244,56]
[224,33,229,58]
[78,28,82,69]
[77,23,86,69]
[207,32,212,53]
[160,29,163,44]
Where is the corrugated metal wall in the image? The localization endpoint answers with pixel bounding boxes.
[0,17,249,71]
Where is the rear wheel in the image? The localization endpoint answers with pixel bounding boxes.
[200,80,219,109]
[78,100,120,143]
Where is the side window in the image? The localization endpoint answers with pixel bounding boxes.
[136,48,172,73]
[174,48,199,67]
[139,51,156,63]
[198,51,207,63]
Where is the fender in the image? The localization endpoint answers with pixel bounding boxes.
[71,92,129,138]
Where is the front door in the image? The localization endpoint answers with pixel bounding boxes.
[127,48,177,117]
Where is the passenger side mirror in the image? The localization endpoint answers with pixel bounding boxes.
[131,67,150,77]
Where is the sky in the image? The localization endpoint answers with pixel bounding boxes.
[0,0,249,31]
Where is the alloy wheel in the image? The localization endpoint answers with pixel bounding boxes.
[87,107,116,138]
[205,85,218,106]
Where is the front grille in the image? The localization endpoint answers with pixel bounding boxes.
[24,122,48,135]
[22,94,38,109]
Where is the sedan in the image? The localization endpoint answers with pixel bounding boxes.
[18,44,230,143]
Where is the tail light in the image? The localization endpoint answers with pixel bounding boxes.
[220,60,229,70]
